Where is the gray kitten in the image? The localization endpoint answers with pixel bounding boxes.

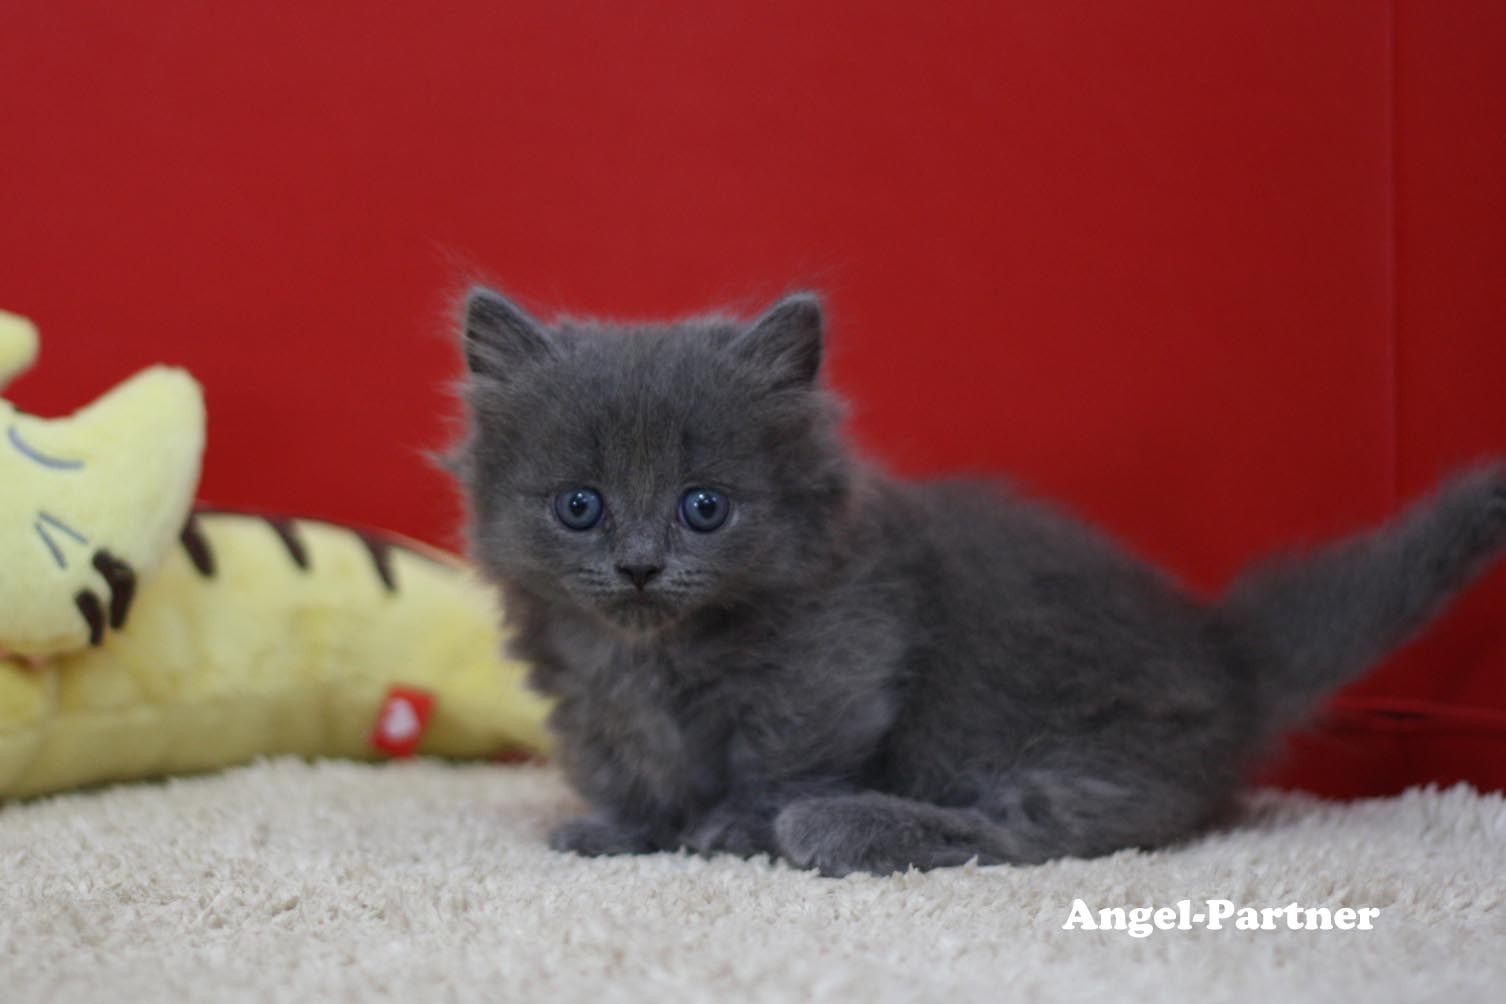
[451,287,1506,877]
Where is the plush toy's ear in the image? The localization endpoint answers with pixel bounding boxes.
[0,310,39,391]
[732,293,824,389]
[462,287,555,381]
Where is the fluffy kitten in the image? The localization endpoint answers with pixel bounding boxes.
[452,287,1506,877]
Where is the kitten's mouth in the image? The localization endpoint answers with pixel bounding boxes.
[598,590,681,633]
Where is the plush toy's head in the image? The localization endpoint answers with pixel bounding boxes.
[0,310,206,657]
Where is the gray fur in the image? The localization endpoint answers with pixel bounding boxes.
[451,286,1506,877]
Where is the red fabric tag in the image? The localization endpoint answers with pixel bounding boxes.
[369,686,435,758]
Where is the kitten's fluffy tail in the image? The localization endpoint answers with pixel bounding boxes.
[1220,461,1506,731]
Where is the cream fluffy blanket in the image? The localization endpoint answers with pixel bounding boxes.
[2,759,1502,1003]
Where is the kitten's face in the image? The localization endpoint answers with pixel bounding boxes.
[455,290,849,636]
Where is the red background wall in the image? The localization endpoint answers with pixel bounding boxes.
[3,2,1504,795]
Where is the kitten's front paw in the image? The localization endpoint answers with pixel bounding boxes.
[548,816,656,857]
[685,807,776,859]
[773,800,868,877]
[775,795,1000,877]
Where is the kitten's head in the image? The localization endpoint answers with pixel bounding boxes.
[452,287,852,635]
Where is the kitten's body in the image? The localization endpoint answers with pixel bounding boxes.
[455,289,1506,876]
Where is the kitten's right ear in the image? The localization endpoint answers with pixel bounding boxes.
[462,286,555,380]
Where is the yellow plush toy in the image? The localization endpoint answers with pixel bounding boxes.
[0,311,551,798]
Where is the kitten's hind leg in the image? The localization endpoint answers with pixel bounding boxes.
[773,792,1010,877]
[774,766,1221,876]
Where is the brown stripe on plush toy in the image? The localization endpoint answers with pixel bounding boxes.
[91,551,137,629]
[265,517,310,571]
[183,508,447,594]
[179,513,216,577]
[74,590,105,646]
[356,532,399,593]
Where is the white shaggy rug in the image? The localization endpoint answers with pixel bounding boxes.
[2,760,1503,1003]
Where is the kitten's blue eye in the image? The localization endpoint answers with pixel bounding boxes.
[554,488,604,530]
[680,488,730,532]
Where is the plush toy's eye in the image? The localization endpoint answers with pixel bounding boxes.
[7,425,84,471]
[680,488,730,532]
[554,488,604,530]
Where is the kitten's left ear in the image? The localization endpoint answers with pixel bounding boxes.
[462,286,556,381]
[733,292,824,388]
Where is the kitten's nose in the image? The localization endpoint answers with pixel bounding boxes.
[615,563,663,590]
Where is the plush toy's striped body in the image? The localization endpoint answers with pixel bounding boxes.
[0,511,551,798]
